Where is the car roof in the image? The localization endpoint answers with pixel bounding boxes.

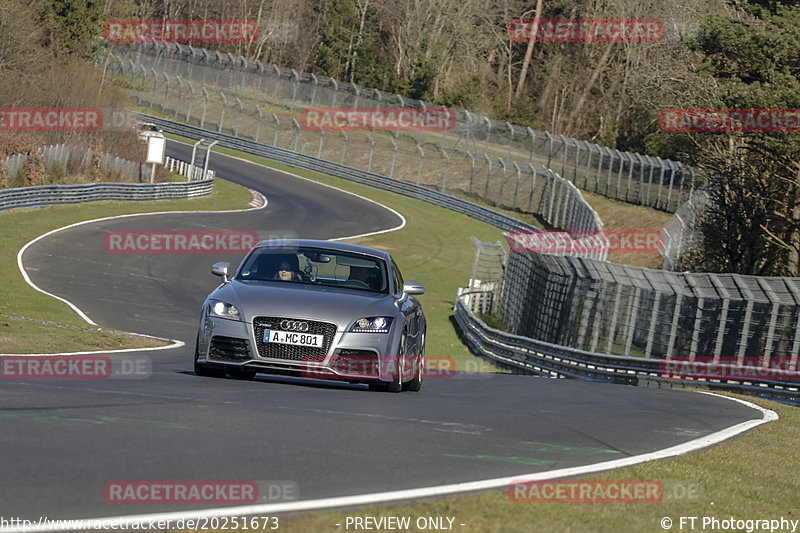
[253,239,392,261]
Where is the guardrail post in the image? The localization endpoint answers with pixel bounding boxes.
[218,91,227,133]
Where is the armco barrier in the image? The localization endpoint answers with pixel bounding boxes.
[455,294,800,404]
[0,178,213,213]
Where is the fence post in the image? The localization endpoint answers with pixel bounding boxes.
[389,134,398,178]
[527,163,538,211]
[185,81,195,123]
[512,162,521,209]
[483,155,493,200]
[367,134,375,173]
[218,91,227,133]
[150,68,158,106]
[290,69,300,110]
[271,113,280,146]
[309,73,318,107]
[340,130,349,164]
[255,106,263,142]
[235,97,243,137]
[497,158,508,204]
[416,143,424,186]
[441,148,450,192]
[291,118,301,152]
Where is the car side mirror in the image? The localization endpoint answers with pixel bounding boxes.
[402,280,424,295]
[211,262,231,282]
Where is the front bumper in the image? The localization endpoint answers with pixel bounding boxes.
[198,315,402,382]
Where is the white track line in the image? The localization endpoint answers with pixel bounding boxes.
[0,392,776,532]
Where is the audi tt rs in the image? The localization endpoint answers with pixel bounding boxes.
[193,239,426,392]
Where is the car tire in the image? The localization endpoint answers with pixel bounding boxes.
[194,338,225,378]
[384,335,406,393]
[403,331,424,392]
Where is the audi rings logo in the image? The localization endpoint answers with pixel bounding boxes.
[280,320,309,332]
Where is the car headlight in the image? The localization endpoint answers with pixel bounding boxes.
[208,299,241,321]
[349,316,393,333]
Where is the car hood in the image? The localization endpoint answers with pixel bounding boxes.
[212,280,397,328]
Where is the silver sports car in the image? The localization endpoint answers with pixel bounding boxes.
[194,239,426,392]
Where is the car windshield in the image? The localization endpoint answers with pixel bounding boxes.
[235,247,389,294]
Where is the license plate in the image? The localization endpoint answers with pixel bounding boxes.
[263,329,324,348]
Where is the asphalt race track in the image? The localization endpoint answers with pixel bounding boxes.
[0,141,769,524]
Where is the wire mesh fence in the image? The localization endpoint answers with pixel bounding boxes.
[496,249,800,361]
[111,42,692,213]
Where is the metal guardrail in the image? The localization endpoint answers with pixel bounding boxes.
[455,294,800,404]
[0,177,213,213]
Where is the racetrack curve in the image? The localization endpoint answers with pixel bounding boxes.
[0,141,773,526]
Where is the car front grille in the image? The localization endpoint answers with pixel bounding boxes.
[253,316,337,362]
[209,336,251,361]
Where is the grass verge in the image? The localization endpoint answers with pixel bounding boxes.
[0,177,252,353]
